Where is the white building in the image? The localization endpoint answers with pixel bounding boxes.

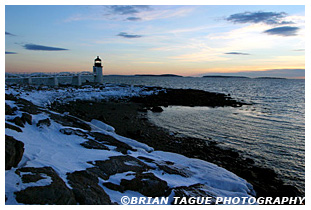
[6,56,104,86]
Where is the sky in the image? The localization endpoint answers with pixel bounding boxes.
[5,4,305,78]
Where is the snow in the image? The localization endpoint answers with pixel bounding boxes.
[104,172,136,186]
[5,85,256,205]
[90,119,115,133]
[87,118,154,152]
[5,84,162,107]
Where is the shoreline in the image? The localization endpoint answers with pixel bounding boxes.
[51,88,303,198]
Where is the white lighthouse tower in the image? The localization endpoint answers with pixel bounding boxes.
[93,56,103,84]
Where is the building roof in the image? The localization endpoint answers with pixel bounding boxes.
[95,56,101,61]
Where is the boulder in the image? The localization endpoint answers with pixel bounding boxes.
[49,113,91,131]
[151,106,163,112]
[120,172,170,197]
[5,123,22,133]
[5,135,24,170]
[5,104,16,115]
[15,167,76,205]
[36,118,51,128]
[89,155,152,179]
[66,170,112,205]
[17,99,41,114]
[102,182,125,193]
[92,132,136,154]
[5,93,18,101]
[80,139,110,150]
[12,116,24,128]
[21,113,32,125]
[20,173,45,183]
[59,128,88,138]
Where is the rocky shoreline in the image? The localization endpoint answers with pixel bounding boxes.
[50,88,303,198]
[5,85,303,204]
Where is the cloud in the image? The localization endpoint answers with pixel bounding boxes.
[126,17,142,21]
[23,44,68,51]
[5,51,17,54]
[225,52,250,55]
[264,26,299,36]
[108,5,150,15]
[6,31,16,36]
[65,5,193,22]
[226,11,293,25]
[117,32,142,38]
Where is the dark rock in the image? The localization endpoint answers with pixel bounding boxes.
[49,113,91,131]
[59,128,74,135]
[156,163,193,178]
[21,113,32,125]
[165,160,175,165]
[80,139,110,150]
[36,118,51,128]
[67,170,112,205]
[137,108,148,112]
[102,182,125,193]
[12,116,24,127]
[5,135,24,170]
[5,104,15,115]
[151,106,163,112]
[20,173,45,183]
[97,115,107,123]
[131,88,249,108]
[17,98,41,114]
[245,158,255,165]
[278,184,303,197]
[208,140,218,146]
[120,172,170,197]
[126,130,143,139]
[137,156,155,163]
[5,93,18,101]
[5,123,23,132]
[252,166,277,182]
[59,128,88,137]
[226,150,239,158]
[15,167,76,205]
[92,132,136,154]
[89,155,152,179]
[173,183,218,204]
[86,167,110,180]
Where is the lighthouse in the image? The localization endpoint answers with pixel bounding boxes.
[93,56,103,84]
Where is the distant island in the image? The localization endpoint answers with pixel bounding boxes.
[254,77,286,79]
[134,74,183,77]
[202,75,249,78]
[105,75,287,79]
[203,75,287,79]
[105,74,184,77]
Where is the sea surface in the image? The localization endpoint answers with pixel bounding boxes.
[104,76,305,192]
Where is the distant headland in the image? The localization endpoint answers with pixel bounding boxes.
[134,74,183,77]
[202,75,248,78]
[105,74,287,79]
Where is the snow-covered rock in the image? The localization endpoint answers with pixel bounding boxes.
[90,119,115,133]
[5,85,256,205]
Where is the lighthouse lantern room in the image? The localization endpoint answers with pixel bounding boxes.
[93,56,103,84]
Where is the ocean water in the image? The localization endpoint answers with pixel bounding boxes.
[104,76,305,192]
